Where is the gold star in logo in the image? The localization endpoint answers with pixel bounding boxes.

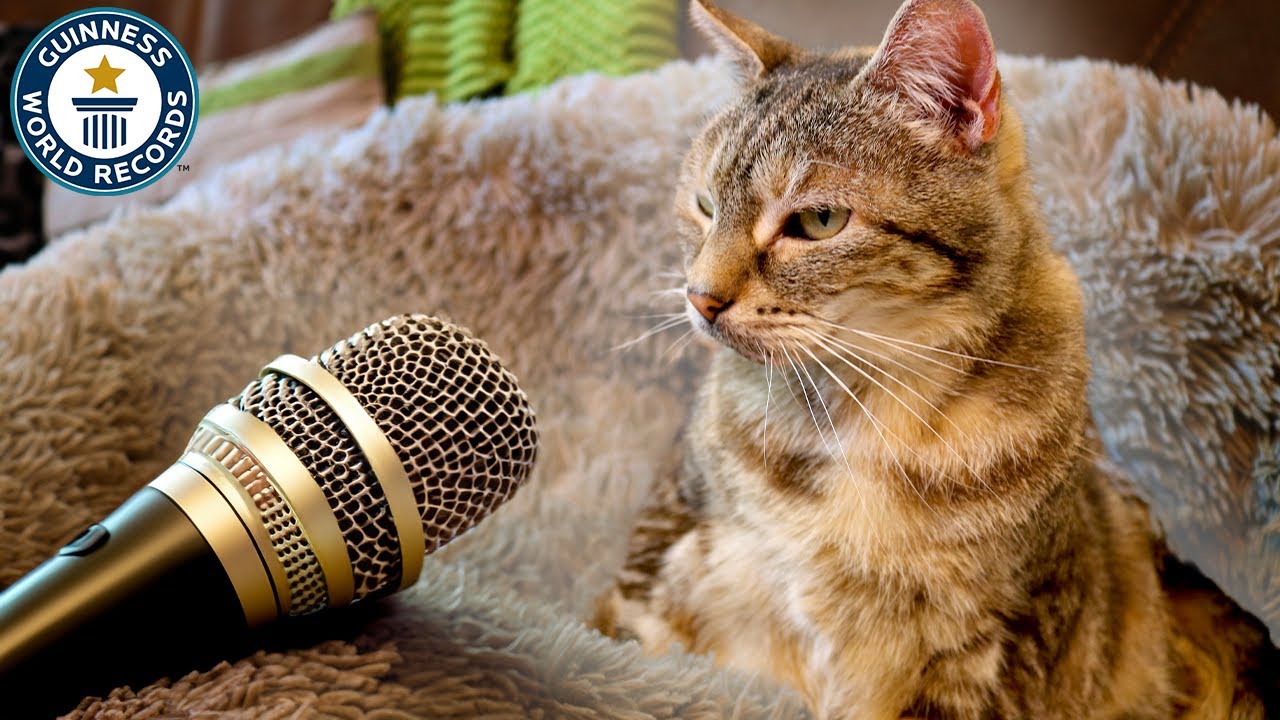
[84,56,125,94]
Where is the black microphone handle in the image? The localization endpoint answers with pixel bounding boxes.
[0,483,253,718]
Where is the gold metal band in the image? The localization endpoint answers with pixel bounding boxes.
[264,354,425,590]
[150,463,279,626]
[179,449,292,615]
[202,403,355,608]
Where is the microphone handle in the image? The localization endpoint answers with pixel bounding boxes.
[0,482,252,718]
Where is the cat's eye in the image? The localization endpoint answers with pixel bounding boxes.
[695,193,715,219]
[785,207,851,240]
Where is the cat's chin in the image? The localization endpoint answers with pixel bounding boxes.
[726,343,770,365]
[701,326,784,367]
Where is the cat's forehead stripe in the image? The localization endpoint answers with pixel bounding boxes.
[785,158,827,200]
[716,79,825,203]
[713,56,867,174]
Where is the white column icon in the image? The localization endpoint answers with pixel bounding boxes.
[72,97,138,150]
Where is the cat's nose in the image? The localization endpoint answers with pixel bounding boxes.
[687,290,733,323]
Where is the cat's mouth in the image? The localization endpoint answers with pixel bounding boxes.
[692,311,800,366]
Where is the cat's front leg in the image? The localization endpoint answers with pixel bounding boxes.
[592,549,704,655]
[591,454,706,654]
[798,641,930,720]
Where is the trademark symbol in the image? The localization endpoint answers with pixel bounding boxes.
[177,164,191,172]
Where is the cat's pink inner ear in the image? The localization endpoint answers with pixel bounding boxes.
[953,7,1000,145]
[869,0,1001,149]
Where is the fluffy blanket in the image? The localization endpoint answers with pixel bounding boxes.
[1,55,1276,717]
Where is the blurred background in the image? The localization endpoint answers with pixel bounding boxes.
[682,0,1279,121]
[4,0,1277,116]
[2,0,1277,263]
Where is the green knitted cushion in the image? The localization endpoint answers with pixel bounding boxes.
[506,0,678,95]
[333,0,677,103]
[334,0,416,98]
[444,0,516,101]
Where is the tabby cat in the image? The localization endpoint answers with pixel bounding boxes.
[594,1,1276,718]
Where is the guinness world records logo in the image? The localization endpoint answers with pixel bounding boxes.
[10,7,198,196]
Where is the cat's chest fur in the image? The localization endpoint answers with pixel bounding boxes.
[680,343,1100,712]
[691,349,1003,560]
[679,352,1024,712]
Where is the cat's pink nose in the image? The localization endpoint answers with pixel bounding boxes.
[688,291,732,323]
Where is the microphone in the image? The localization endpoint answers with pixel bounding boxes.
[0,314,538,717]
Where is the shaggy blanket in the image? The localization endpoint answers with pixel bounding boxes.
[0,55,1276,717]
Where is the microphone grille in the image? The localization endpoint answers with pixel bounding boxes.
[238,373,402,605]
[317,315,538,554]
[232,314,537,611]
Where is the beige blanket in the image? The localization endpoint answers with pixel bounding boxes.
[1,55,1275,717]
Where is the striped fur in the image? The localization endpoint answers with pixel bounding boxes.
[594,1,1275,718]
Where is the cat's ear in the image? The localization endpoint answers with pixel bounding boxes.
[863,0,1001,151]
[690,0,804,79]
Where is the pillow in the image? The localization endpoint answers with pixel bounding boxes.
[42,10,384,238]
[333,0,679,103]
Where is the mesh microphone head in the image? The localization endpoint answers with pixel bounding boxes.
[230,315,538,613]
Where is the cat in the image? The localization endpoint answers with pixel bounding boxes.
[594,1,1277,718]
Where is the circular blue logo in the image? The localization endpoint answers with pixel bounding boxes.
[10,7,199,196]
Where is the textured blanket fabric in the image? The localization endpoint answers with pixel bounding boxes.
[0,56,1275,717]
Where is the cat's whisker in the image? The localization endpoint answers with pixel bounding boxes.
[794,348,855,472]
[624,311,686,321]
[813,330,995,496]
[780,344,835,454]
[802,329,990,493]
[806,316,969,375]
[796,344,938,516]
[813,317,1042,372]
[776,347,806,408]
[758,341,774,465]
[816,331,956,395]
[778,343,870,509]
[649,286,688,298]
[781,345,881,543]
[797,335,947,478]
[613,315,690,351]
[863,330,1043,372]
[663,329,698,363]
[809,329,959,421]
